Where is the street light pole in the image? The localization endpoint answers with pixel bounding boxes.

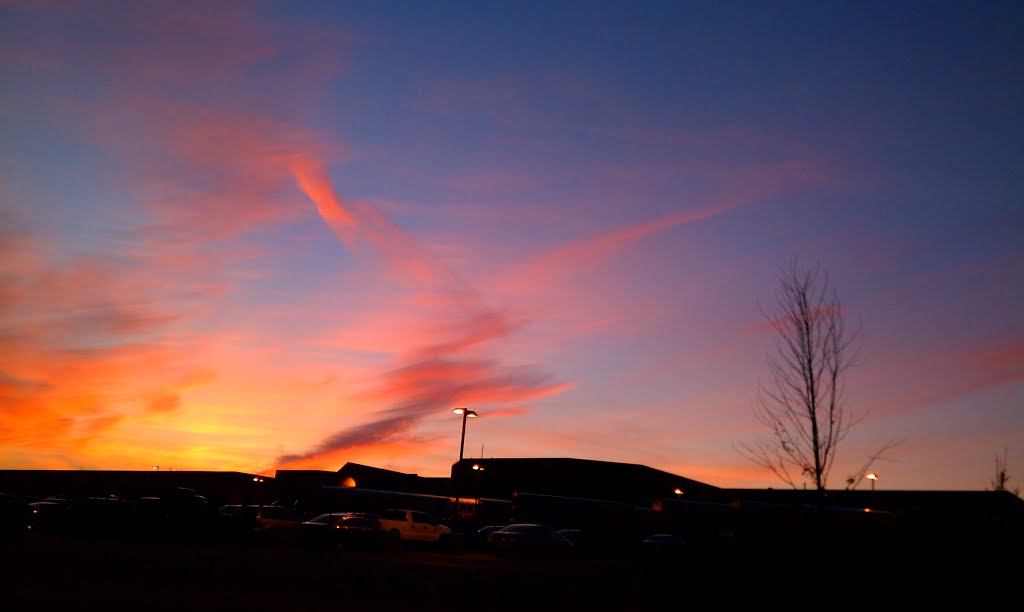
[867,472,878,491]
[452,407,478,461]
[451,408,478,524]
[459,412,468,461]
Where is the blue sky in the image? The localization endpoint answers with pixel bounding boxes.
[1,1,1021,491]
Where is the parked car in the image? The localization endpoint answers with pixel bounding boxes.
[215,504,262,541]
[477,524,506,536]
[253,505,308,543]
[487,523,574,555]
[556,528,603,555]
[640,533,687,559]
[217,504,241,517]
[377,509,451,544]
[466,524,506,549]
[64,496,137,533]
[300,512,385,548]
[26,501,67,531]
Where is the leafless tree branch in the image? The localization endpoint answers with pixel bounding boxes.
[739,258,866,490]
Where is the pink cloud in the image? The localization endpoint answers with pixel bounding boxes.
[743,303,846,336]
[861,338,1024,417]
[291,157,357,235]
[276,350,567,468]
[291,155,455,286]
[277,158,569,468]
[504,192,759,295]
[485,407,531,419]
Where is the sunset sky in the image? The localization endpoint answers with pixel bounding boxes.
[1,2,1021,491]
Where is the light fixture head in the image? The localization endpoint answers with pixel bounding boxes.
[866,473,878,480]
[466,410,478,418]
[452,407,466,415]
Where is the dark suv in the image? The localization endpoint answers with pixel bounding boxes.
[300,512,385,548]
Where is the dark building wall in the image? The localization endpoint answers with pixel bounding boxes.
[722,487,1024,514]
[272,470,341,506]
[334,463,450,496]
[0,470,273,507]
[450,458,720,506]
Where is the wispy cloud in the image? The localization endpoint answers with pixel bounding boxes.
[277,160,566,468]
[290,156,446,285]
[503,193,758,296]
[863,338,1024,416]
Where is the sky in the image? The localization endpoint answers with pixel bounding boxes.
[1,1,1021,492]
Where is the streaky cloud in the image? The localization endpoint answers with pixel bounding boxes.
[506,192,759,293]
[280,162,567,468]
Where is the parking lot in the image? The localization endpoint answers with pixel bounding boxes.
[2,529,762,610]
[2,512,1016,610]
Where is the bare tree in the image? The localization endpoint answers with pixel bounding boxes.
[989,448,1019,496]
[736,259,859,490]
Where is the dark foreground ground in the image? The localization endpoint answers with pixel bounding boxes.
[0,529,1013,611]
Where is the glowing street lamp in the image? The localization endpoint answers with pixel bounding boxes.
[452,408,480,523]
[452,407,478,462]
[866,472,878,491]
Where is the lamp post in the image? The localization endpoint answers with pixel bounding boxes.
[452,408,479,525]
[452,407,478,461]
[866,472,878,491]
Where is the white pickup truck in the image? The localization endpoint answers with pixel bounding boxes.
[377,508,451,543]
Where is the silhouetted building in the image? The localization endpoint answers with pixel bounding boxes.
[0,469,273,507]
[723,486,1024,514]
[334,462,449,495]
[272,463,453,511]
[271,469,342,506]
[450,457,720,507]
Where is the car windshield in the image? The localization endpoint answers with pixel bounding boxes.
[306,514,341,525]
[499,524,543,534]
[258,507,290,519]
